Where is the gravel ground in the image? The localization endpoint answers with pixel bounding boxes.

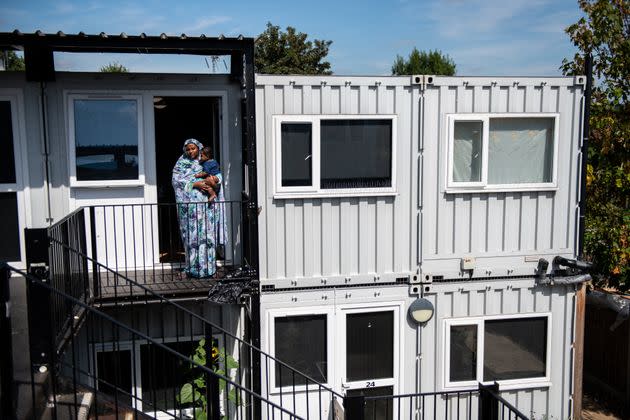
[582,393,624,420]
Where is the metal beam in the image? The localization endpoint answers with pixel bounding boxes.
[0,32,253,56]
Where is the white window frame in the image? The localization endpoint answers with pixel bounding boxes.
[273,114,397,199]
[0,90,30,268]
[67,93,145,188]
[445,113,559,193]
[94,334,223,419]
[442,312,552,391]
[267,306,335,393]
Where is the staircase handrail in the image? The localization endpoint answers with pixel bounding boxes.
[47,235,343,399]
[4,263,307,420]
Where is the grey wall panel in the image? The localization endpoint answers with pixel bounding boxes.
[423,282,575,419]
[256,77,418,286]
[421,79,583,279]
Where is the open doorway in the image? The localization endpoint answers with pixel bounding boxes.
[153,96,221,262]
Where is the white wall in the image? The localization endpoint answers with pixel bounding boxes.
[255,76,419,289]
[0,72,244,269]
[421,76,585,279]
[420,280,577,419]
[255,75,585,285]
[260,280,577,419]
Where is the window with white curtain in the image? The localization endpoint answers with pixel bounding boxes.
[446,113,558,192]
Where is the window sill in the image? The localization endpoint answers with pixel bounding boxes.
[442,380,551,392]
[492,380,551,391]
[273,189,398,200]
[444,186,558,194]
[70,180,145,188]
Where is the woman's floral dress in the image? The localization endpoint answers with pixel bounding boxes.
[171,143,224,278]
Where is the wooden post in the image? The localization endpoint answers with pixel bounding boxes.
[573,284,586,419]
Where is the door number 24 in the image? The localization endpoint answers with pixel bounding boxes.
[365,381,375,388]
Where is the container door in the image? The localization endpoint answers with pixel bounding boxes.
[340,307,399,420]
[0,96,25,265]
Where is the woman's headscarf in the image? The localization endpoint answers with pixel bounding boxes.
[182,138,204,157]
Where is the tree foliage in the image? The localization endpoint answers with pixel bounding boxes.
[391,48,456,76]
[2,51,25,71]
[255,22,332,75]
[562,0,629,290]
[100,61,129,73]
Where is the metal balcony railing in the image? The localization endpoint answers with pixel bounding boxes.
[47,201,254,299]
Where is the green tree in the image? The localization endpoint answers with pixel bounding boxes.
[562,0,629,290]
[100,61,129,73]
[391,48,456,75]
[255,22,332,75]
[2,50,25,71]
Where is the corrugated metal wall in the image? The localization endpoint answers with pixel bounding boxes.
[255,76,420,287]
[421,280,576,419]
[256,75,584,285]
[421,77,584,278]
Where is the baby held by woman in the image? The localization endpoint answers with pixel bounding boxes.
[195,146,221,201]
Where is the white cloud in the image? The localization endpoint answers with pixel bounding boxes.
[415,0,550,38]
[529,10,579,35]
[186,16,232,34]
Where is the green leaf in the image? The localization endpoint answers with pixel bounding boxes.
[179,383,194,404]
[193,353,205,366]
[194,408,208,420]
[194,377,205,389]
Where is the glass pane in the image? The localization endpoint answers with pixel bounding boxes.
[275,315,327,385]
[140,341,198,412]
[97,350,133,407]
[453,121,483,182]
[346,311,394,381]
[74,99,139,181]
[488,118,554,184]
[347,386,393,420]
[281,123,312,187]
[484,317,547,381]
[0,101,16,184]
[449,325,477,382]
[0,193,21,262]
[321,120,392,189]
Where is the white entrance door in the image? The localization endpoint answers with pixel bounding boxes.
[339,306,400,420]
[0,92,27,266]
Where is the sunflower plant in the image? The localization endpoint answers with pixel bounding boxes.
[177,338,241,420]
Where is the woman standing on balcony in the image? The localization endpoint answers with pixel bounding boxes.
[171,138,222,278]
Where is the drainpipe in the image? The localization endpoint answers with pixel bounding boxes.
[578,55,593,258]
[39,81,53,225]
[574,55,592,420]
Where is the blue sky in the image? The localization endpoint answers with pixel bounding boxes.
[0,0,583,76]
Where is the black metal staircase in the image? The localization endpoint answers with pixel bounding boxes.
[0,204,530,420]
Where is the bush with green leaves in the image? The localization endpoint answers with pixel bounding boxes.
[562,0,630,291]
[178,339,241,420]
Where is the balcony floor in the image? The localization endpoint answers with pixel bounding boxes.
[93,264,253,303]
